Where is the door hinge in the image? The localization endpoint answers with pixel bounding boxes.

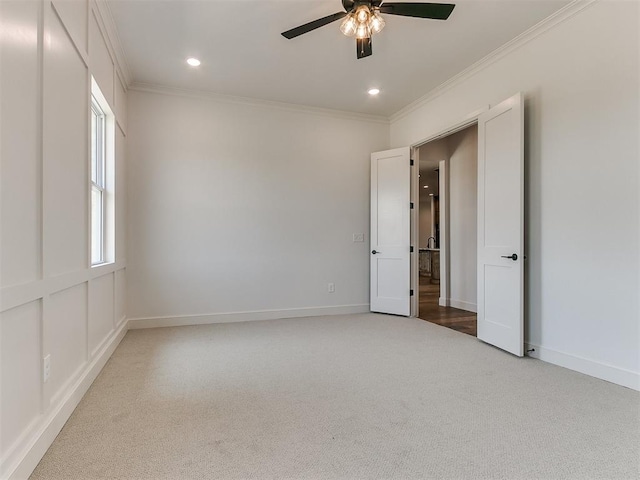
[410,202,414,209]
[410,289,414,296]
[410,159,414,166]
[410,246,414,253]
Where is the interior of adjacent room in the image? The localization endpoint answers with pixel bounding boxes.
[416,124,478,336]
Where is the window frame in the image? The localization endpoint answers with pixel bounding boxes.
[90,91,108,266]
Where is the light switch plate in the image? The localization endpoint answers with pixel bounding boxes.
[353,233,364,243]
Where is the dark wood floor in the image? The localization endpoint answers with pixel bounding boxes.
[418,275,477,336]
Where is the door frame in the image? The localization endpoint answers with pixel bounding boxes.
[409,107,488,317]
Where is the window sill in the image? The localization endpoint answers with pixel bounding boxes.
[91,261,114,270]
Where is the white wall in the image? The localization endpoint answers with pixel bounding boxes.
[126,89,389,325]
[0,1,129,477]
[391,1,639,389]
[447,126,478,312]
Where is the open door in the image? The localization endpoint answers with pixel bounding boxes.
[477,93,524,356]
[370,147,411,316]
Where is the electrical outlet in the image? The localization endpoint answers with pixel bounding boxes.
[43,354,51,383]
[353,233,364,243]
[328,282,335,293]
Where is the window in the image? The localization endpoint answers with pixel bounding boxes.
[91,96,106,264]
[90,79,114,266]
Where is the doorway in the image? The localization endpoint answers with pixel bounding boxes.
[416,124,478,336]
[372,93,524,355]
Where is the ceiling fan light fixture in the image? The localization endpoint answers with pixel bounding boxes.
[369,11,385,34]
[340,14,357,36]
[281,2,456,59]
[340,5,385,39]
[355,5,370,23]
[355,22,371,39]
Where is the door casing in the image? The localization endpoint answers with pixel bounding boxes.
[408,108,488,317]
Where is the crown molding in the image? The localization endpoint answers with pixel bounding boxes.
[93,0,132,87]
[92,0,596,122]
[389,0,597,123]
[128,82,391,125]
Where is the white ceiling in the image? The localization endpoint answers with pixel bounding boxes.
[107,0,570,117]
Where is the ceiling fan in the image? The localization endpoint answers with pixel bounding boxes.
[281,1,456,59]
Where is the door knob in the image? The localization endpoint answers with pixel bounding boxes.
[501,254,518,261]
[371,250,380,254]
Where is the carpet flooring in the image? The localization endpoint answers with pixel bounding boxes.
[30,314,639,479]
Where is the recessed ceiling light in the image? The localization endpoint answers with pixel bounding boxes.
[368,88,380,96]
[186,57,201,67]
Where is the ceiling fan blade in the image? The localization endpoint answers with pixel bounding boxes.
[281,12,347,39]
[356,37,372,59]
[379,3,455,20]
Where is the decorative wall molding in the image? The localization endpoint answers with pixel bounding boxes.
[129,82,391,125]
[93,0,132,87]
[389,0,597,123]
[525,343,639,392]
[128,304,371,330]
[3,318,128,480]
[50,0,89,69]
[0,262,126,314]
[1,2,130,477]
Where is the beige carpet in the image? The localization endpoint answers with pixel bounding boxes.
[31,314,639,479]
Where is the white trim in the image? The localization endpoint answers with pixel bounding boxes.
[116,117,126,137]
[92,0,132,87]
[389,0,597,123]
[411,110,484,150]
[1,262,126,313]
[49,0,89,69]
[448,299,477,313]
[87,0,594,124]
[2,318,129,480]
[410,147,420,318]
[128,304,370,330]
[115,311,126,329]
[128,82,390,125]
[438,159,449,307]
[88,7,117,106]
[525,343,640,392]
[412,114,485,315]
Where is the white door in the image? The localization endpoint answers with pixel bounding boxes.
[477,93,525,356]
[370,147,411,316]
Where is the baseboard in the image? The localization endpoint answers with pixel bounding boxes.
[439,297,448,307]
[448,299,477,313]
[5,318,129,480]
[525,342,639,391]
[128,304,371,329]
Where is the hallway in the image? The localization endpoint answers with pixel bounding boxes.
[418,276,477,336]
